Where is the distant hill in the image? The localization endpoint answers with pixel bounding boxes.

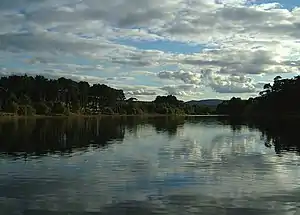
[185,99,223,106]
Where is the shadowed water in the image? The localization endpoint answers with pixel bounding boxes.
[0,116,299,215]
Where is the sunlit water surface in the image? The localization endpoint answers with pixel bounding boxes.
[0,117,299,215]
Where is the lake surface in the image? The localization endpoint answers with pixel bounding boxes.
[0,116,300,215]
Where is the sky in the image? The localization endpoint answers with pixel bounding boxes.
[0,0,300,101]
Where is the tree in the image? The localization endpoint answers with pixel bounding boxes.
[103,107,114,115]
[34,102,51,115]
[0,87,8,110]
[19,94,31,105]
[17,105,36,116]
[0,74,217,116]
[52,102,67,115]
[71,101,81,113]
[216,97,247,116]
[127,97,137,102]
[216,74,300,117]
[154,95,181,105]
[3,100,18,114]
[0,75,129,115]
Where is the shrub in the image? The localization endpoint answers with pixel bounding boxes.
[103,107,114,115]
[119,109,127,115]
[3,101,18,114]
[17,105,36,116]
[71,101,81,113]
[175,108,185,115]
[19,94,31,105]
[51,102,67,115]
[136,108,143,115]
[156,107,168,114]
[34,102,51,115]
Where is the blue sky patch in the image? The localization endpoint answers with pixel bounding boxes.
[250,0,298,10]
[115,39,206,54]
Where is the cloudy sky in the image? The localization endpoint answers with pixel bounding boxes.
[0,0,300,101]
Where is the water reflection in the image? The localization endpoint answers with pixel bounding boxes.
[217,116,300,155]
[3,116,300,158]
[0,118,126,157]
[0,116,300,215]
[0,116,187,158]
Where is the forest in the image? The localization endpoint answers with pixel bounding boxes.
[216,75,300,118]
[0,75,214,116]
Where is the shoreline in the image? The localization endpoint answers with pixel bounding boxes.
[9,113,300,120]
[0,112,227,119]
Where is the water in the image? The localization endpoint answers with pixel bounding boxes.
[0,116,299,215]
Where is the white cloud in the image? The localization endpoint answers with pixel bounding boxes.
[126,89,157,96]
[122,85,163,100]
[157,70,202,85]
[208,73,258,94]
[161,84,202,97]
[0,0,300,100]
[157,69,260,94]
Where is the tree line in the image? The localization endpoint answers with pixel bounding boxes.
[0,75,214,116]
[216,75,300,118]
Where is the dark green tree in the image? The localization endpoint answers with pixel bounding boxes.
[34,102,51,115]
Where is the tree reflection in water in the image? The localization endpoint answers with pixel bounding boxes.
[0,116,300,158]
[217,116,300,156]
[0,117,126,157]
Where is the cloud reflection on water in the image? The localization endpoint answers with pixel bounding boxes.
[0,116,299,214]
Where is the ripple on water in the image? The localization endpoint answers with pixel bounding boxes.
[0,117,299,215]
